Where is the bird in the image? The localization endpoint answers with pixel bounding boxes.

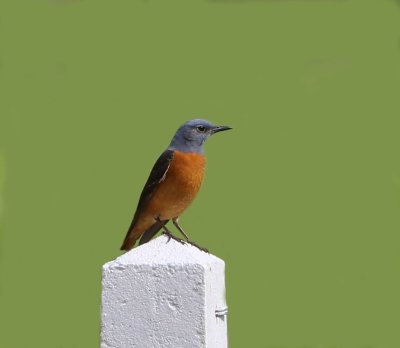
[120,119,232,252]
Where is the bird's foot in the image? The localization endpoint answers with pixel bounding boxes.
[162,231,185,245]
[186,240,209,253]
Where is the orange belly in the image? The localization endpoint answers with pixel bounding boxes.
[135,151,206,231]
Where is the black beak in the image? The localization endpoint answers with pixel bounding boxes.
[211,125,232,134]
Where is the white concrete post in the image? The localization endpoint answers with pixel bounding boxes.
[100,235,228,348]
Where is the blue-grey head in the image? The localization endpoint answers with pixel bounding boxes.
[169,119,232,153]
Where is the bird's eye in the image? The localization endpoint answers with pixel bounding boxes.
[196,125,206,132]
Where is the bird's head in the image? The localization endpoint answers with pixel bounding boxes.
[169,119,232,153]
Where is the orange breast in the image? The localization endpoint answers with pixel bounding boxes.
[139,151,206,227]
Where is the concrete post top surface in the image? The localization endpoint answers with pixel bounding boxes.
[104,235,224,268]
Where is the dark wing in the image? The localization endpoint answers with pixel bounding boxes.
[120,149,174,250]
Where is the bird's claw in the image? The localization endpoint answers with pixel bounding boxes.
[162,231,185,245]
[185,240,209,253]
[162,231,208,252]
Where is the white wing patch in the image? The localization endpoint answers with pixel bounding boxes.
[159,159,172,183]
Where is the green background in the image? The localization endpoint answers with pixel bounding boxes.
[1,0,400,347]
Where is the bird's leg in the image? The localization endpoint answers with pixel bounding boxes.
[172,218,190,241]
[173,218,209,253]
[155,216,185,245]
[158,218,171,234]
